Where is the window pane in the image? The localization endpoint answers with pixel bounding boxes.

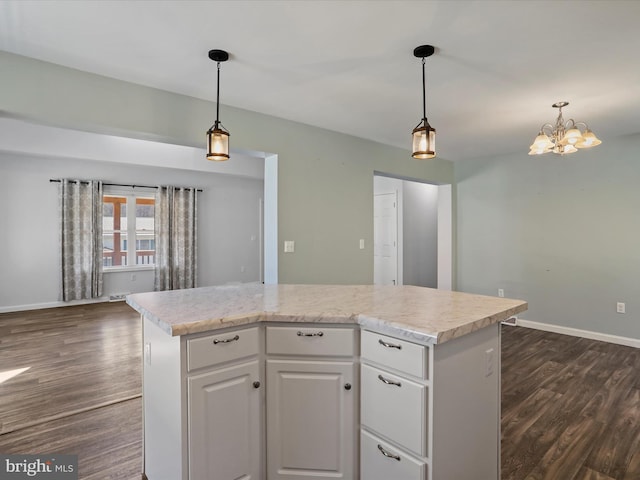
[103,233,114,267]
[103,195,125,266]
[119,233,128,266]
[103,196,125,232]
[103,234,114,251]
[136,232,155,265]
[103,195,155,268]
[135,198,155,265]
[136,200,154,231]
[103,203,114,231]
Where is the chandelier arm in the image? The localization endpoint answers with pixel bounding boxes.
[540,123,554,136]
[573,121,589,131]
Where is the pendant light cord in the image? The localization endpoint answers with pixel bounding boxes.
[421,57,427,120]
[216,61,221,126]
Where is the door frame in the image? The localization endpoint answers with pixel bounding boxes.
[373,174,452,290]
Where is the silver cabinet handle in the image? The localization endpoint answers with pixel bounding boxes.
[377,444,401,461]
[297,331,324,337]
[213,334,239,345]
[378,339,402,350]
[378,374,401,387]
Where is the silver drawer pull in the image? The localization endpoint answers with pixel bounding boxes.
[378,374,402,387]
[297,331,324,337]
[213,334,240,345]
[378,339,402,350]
[377,444,401,461]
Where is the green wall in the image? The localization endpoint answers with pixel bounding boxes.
[456,134,640,340]
[0,51,454,285]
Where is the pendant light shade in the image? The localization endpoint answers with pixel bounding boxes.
[412,45,436,159]
[206,49,230,161]
[207,125,229,161]
[412,120,436,159]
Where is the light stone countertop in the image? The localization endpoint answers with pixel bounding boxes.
[126,284,527,344]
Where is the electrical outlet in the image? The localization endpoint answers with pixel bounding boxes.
[498,289,504,298]
[284,240,295,253]
[617,302,626,314]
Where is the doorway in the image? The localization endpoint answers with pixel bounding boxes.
[373,174,452,290]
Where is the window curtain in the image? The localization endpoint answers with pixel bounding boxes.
[154,186,198,291]
[59,179,104,301]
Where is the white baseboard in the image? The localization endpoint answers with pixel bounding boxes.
[0,297,109,314]
[515,318,640,349]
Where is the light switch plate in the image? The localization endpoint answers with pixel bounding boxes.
[284,240,295,253]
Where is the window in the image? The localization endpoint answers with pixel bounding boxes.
[103,194,155,268]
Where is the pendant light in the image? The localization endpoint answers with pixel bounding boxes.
[206,49,230,161]
[412,45,436,159]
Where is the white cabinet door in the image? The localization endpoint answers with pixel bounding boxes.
[188,360,261,480]
[266,359,355,480]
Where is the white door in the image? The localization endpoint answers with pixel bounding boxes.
[188,360,262,480]
[266,359,356,479]
[374,192,398,285]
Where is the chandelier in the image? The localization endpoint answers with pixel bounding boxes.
[529,101,601,155]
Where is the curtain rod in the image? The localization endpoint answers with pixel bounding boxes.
[49,179,203,192]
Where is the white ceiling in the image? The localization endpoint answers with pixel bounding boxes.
[1,0,639,161]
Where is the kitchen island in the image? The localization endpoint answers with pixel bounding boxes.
[127,284,527,480]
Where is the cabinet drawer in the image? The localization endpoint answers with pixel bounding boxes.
[361,364,427,457]
[361,330,428,379]
[266,326,354,356]
[187,327,259,371]
[361,430,427,480]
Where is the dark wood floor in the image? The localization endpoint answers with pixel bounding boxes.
[0,302,142,478]
[1,303,639,479]
[501,325,640,480]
